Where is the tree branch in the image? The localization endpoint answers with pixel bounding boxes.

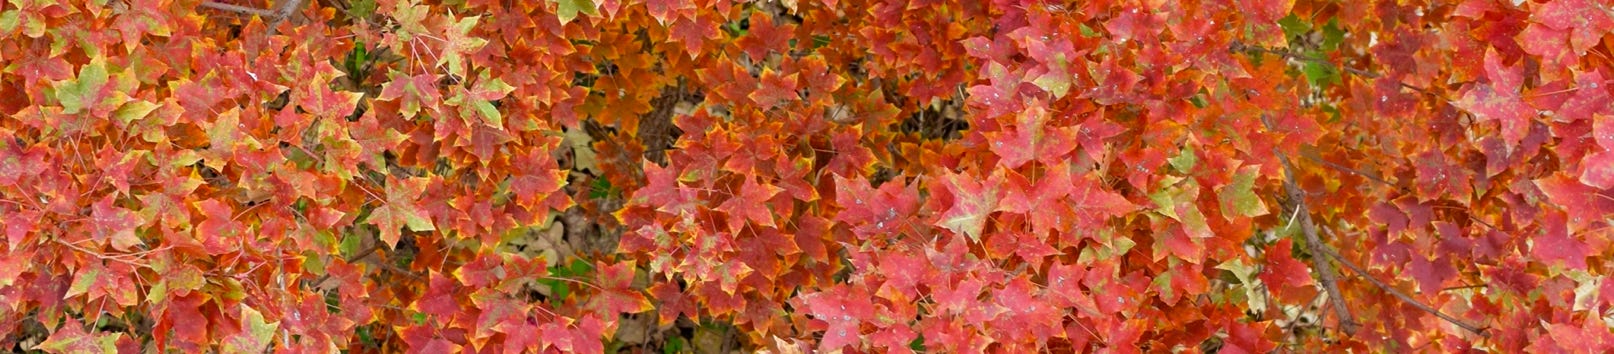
[1314,242,1492,337]
[1275,150,1359,335]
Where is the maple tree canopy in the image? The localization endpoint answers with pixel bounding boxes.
[2,0,1613,352]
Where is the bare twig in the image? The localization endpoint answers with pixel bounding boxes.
[198,1,276,17]
[1275,150,1359,335]
[1315,244,1491,337]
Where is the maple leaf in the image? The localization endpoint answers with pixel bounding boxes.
[935,170,1002,241]
[447,70,516,128]
[366,176,436,248]
[34,319,121,353]
[221,305,280,353]
[1533,0,1614,54]
[801,285,875,351]
[90,196,144,251]
[437,15,490,78]
[1221,321,1277,353]
[386,0,433,41]
[588,260,653,316]
[378,70,444,119]
[1260,239,1311,290]
[630,162,689,210]
[554,0,599,24]
[1581,151,1614,189]
[1149,180,1213,243]
[111,0,174,50]
[1047,261,1100,315]
[60,57,132,120]
[749,69,800,109]
[737,12,796,59]
[1406,254,1456,295]
[1454,50,1533,146]
[1532,211,1590,270]
[540,316,605,353]
[509,140,571,208]
[668,13,718,58]
[1218,165,1270,219]
[65,263,138,307]
[194,199,244,255]
[4,209,40,251]
[987,102,1077,169]
[1105,7,1163,43]
[644,0,693,25]
[1534,173,1614,233]
[696,61,758,105]
[834,174,920,238]
[965,62,1023,118]
[1258,237,1310,303]
[992,278,1063,344]
[415,271,461,320]
[716,174,783,233]
[999,166,1075,236]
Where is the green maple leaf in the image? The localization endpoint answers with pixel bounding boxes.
[554,0,598,24]
[1218,165,1270,219]
[55,56,110,115]
[222,305,279,353]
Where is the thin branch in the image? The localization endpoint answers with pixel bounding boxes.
[1315,244,1491,337]
[198,1,276,17]
[1275,150,1359,335]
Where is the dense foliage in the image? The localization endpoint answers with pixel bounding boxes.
[2,0,1612,352]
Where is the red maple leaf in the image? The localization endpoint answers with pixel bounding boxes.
[716,174,782,233]
[1533,0,1614,54]
[736,12,796,59]
[991,278,1063,345]
[695,60,757,105]
[587,260,653,316]
[1455,50,1533,146]
[416,271,462,320]
[1259,239,1314,303]
[934,170,1002,241]
[999,165,1075,236]
[1532,211,1590,270]
[667,13,718,58]
[1535,173,1614,233]
[988,102,1078,169]
[644,0,694,26]
[801,285,875,351]
[90,196,144,251]
[834,174,920,238]
[749,69,800,109]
